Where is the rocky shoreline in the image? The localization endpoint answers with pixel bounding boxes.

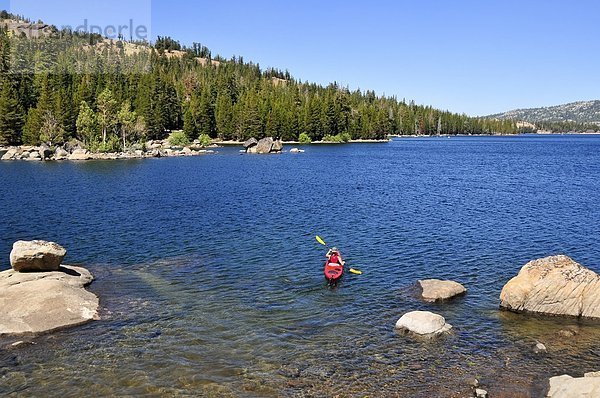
[0,139,217,162]
[0,136,392,161]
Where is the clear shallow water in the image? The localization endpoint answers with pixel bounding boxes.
[2,135,600,397]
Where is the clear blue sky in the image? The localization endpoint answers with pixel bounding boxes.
[5,0,600,116]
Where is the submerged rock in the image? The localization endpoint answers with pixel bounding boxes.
[475,389,488,398]
[418,279,466,302]
[500,256,600,318]
[395,311,452,336]
[0,265,99,335]
[10,240,66,272]
[534,342,548,354]
[557,329,578,338]
[547,372,600,397]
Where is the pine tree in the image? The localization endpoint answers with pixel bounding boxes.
[215,92,234,140]
[0,80,25,145]
[306,96,323,140]
[238,92,262,140]
[22,108,42,145]
[183,91,201,140]
[197,85,216,137]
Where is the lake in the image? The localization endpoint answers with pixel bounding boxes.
[2,135,600,397]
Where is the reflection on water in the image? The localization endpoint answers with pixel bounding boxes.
[2,136,600,396]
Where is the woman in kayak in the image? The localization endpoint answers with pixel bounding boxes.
[326,248,345,266]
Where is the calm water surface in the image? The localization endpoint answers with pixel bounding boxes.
[2,135,600,397]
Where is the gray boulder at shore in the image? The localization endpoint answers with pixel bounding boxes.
[271,140,283,153]
[243,138,258,149]
[2,147,18,160]
[395,311,452,336]
[68,148,92,161]
[0,265,99,335]
[418,279,466,302]
[39,144,53,160]
[500,255,600,318]
[10,240,67,272]
[256,137,274,154]
[547,372,600,397]
[54,147,69,160]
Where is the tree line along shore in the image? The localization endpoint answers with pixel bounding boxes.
[0,11,595,153]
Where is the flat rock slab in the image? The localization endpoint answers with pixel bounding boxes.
[418,279,467,302]
[500,255,600,318]
[0,265,99,335]
[547,373,600,397]
[395,311,452,336]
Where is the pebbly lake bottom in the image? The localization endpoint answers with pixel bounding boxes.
[2,257,600,397]
[2,136,600,396]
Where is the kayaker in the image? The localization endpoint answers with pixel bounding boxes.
[326,248,345,266]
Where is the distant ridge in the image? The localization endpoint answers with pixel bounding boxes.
[488,100,600,124]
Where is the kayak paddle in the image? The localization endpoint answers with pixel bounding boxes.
[316,235,328,247]
[315,235,363,275]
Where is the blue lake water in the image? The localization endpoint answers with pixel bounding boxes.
[2,135,600,396]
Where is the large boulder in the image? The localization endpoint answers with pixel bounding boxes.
[0,265,99,335]
[272,140,283,153]
[39,144,54,160]
[395,311,452,336]
[10,240,67,272]
[256,137,274,154]
[68,148,92,161]
[418,279,467,302]
[27,151,42,161]
[500,256,600,318]
[243,138,258,149]
[54,147,69,160]
[547,372,600,397]
[64,140,84,154]
[1,148,18,160]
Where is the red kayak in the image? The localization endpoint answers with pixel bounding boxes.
[324,261,344,284]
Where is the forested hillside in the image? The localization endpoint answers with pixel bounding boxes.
[488,101,600,133]
[0,12,519,150]
[489,101,600,125]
